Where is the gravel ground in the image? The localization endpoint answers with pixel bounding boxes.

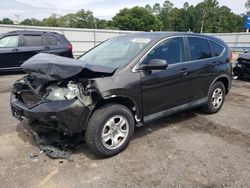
[0,74,250,188]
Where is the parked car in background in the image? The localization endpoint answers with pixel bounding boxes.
[0,30,73,72]
[233,52,250,79]
[10,32,232,157]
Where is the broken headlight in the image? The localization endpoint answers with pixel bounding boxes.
[46,81,79,101]
[237,63,242,68]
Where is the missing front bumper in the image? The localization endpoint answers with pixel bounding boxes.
[10,93,91,134]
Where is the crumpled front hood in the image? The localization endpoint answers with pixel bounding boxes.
[239,53,250,60]
[21,53,116,81]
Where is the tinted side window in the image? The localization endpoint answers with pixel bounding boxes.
[43,35,59,46]
[0,35,19,48]
[23,35,42,46]
[145,37,185,65]
[210,40,224,57]
[188,37,212,60]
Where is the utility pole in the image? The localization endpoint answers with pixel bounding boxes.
[93,18,97,46]
[94,18,97,30]
[218,14,222,32]
[14,14,20,25]
[245,15,250,33]
[200,10,206,33]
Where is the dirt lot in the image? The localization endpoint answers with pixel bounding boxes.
[0,74,250,188]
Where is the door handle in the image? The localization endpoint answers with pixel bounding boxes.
[180,68,188,75]
[44,46,50,50]
[12,48,19,52]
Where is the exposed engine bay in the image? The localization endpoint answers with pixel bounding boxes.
[13,75,96,109]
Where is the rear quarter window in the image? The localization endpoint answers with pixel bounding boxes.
[43,35,59,46]
[210,40,224,57]
[188,37,212,61]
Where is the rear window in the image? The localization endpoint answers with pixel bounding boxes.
[188,37,212,61]
[23,35,42,46]
[43,35,59,46]
[210,40,224,57]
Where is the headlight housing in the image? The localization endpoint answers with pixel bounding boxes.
[46,81,79,100]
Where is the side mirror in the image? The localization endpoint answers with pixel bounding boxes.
[139,59,168,71]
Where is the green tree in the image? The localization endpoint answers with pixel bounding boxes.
[73,9,95,28]
[185,5,200,32]
[195,0,220,33]
[96,19,110,29]
[153,3,161,15]
[183,2,189,10]
[158,0,174,30]
[151,0,243,33]
[57,14,74,27]
[193,0,243,33]
[216,6,243,33]
[42,14,59,27]
[112,6,162,31]
[1,18,14,25]
[145,4,153,13]
[21,18,43,26]
[21,19,32,25]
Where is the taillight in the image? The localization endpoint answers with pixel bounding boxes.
[67,44,73,52]
[229,49,233,64]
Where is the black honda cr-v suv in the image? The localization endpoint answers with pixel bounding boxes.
[10,32,232,157]
[0,30,73,72]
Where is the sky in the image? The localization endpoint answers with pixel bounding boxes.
[0,0,247,21]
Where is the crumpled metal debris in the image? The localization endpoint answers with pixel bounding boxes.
[23,121,83,160]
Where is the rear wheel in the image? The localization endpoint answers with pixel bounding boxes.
[202,81,225,114]
[85,104,135,158]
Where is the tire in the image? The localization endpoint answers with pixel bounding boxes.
[202,81,225,114]
[85,104,135,158]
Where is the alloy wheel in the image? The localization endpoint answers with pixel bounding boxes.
[212,88,223,109]
[101,115,129,150]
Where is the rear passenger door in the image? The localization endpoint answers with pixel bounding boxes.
[186,37,218,100]
[18,34,44,63]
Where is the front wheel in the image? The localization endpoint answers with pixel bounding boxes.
[85,104,135,158]
[202,81,225,114]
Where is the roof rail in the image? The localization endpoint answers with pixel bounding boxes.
[7,30,59,34]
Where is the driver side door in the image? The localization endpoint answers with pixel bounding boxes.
[140,37,194,121]
[0,35,22,70]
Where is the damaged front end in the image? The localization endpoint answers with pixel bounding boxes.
[10,53,115,134]
[11,76,92,134]
[233,53,250,78]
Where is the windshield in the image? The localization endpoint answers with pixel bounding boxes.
[79,36,151,69]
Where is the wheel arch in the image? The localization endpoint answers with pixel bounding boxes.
[209,75,231,95]
[83,95,141,130]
